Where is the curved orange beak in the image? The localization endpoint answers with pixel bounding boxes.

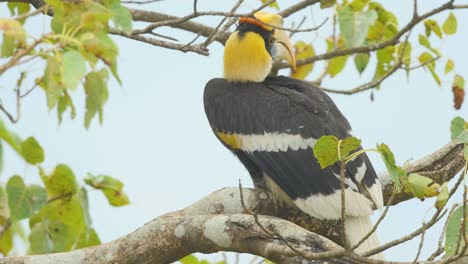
[273,29,296,70]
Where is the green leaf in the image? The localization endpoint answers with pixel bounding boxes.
[29,222,52,254]
[76,228,100,249]
[109,1,133,32]
[418,34,440,56]
[84,69,109,128]
[84,174,129,206]
[320,0,336,9]
[424,19,442,38]
[450,116,466,140]
[418,52,441,86]
[453,74,465,90]
[57,92,76,124]
[7,175,47,221]
[291,41,315,80]
[354,53,370,74]
[42,56,64,109]
[397,42,411,76]
[40,164,78,198]
[442,12,457,35]
[0,119,23,156]
[21,137,45,164]
[0,227,13,256]
[435,182,449,209]
[62,50,87,90]
[405,173,440,199]
[445,206,468,256]
[7,2,30,24]
[80,32,120,83]
[29,195,86,253]
[0,187,9,226]
[464,145,468,161]
[313,135,361,169]
[338,6,377,48]
[377,143,405,190]
[0,19,26,58]
[326,37,349,77]
[445,59,454,74]
[260,0,279,9]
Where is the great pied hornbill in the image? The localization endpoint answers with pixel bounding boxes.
[204,11,384,257]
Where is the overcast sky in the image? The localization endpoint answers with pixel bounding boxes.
[1,0,468,262]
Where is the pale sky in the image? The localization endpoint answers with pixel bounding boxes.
[1,0,467,262]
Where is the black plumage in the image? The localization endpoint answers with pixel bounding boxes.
[204,76,379,211]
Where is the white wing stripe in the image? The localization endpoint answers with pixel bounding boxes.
[238,133,317,152]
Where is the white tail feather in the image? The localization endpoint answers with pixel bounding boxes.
[345,216,385,260]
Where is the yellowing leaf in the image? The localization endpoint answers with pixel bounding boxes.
[40,164,78,198]
[445,59,454,74]
[442,12,457,35]
[435,182,449,209]
[424,19,442,38]
[291,41,315,80]
[84,174,129,206]
[405,173,440,199]
[320,0,336,9]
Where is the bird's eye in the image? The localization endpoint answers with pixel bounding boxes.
[269,37,274,45]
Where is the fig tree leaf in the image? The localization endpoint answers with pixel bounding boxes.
[338,6,377,48]
[21,137,44,164]
[445,206,468,256]
[62,50,86,90]
[377,143,406,190]
[435,182,449,209]
[40,164,78,198]
[445,59,454,74]
[84,174,129,206]
[405,173,440,199]
[424,19,442,38]
[313,135,361,169]
[443,12,457,35]
[450,116,466,140]
[291,41,315,80]
[320,0,335,9]
[84,69,109,129]
[29,196,86,253]
[354,53,370,74]
[7,175,47,221]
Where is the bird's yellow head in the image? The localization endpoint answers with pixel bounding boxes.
[223,11,296,83]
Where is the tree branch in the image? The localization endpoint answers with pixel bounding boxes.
[0,142,463,264]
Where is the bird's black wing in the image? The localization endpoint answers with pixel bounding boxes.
[204,77,382,219]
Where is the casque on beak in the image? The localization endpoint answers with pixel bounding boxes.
[272,29,296,70]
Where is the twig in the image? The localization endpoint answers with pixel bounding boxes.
[351,192,396,251]
[14,5,48,21]
[339,160,349,250]
[412,224,426,263]
[278,1,468,69]
[110,28,209,55]
[312,60,402,95]
[0,36,45,76]
[148,31,179,41]
[278,0,320,18]
[403,56,441,71]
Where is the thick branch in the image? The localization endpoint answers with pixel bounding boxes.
[0,213,343,264]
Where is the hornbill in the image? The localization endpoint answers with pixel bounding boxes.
[204,11,384,258]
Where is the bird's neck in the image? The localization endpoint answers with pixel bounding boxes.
[223,31,272,83]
